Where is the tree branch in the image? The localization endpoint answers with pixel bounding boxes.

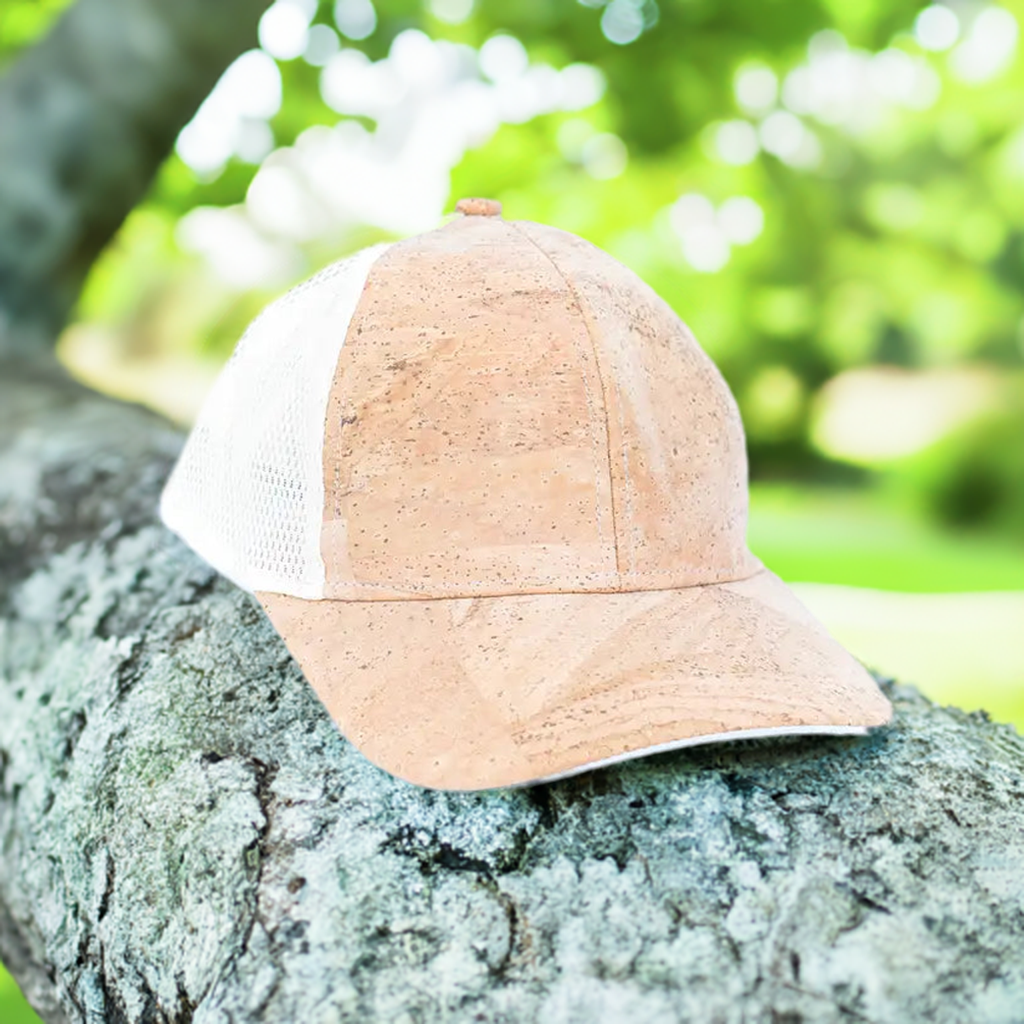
[1,367,1023,1022]
[0,0,272,356]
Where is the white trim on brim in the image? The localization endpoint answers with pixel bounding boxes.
[507,723,875,790]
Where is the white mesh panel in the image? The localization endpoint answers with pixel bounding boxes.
[160,243,391,598]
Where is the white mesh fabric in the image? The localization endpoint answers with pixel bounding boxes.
[160,243,391,598]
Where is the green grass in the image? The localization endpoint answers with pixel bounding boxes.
[792,583,1024,730]
[0,964,42,1024]
[749,483,1024,732]
[748,483,1024,593]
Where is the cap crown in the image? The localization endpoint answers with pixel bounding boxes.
[162,214,760,601]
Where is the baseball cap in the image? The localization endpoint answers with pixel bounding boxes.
[160,197,892,791]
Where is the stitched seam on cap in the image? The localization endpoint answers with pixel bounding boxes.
[297,562,768,602]
[508,220,626,576]
[323,559,763,591]
[506,219,609,556]
[614,373,637,574]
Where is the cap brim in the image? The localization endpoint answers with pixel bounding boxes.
[256,568,892,791]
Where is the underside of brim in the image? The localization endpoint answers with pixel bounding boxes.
[256,568,893,791]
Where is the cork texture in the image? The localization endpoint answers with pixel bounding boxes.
[320,215,616,599]
[258,207,892,790]
[318,213,760,599]
[515,220,755,581]
[258,568,891,790]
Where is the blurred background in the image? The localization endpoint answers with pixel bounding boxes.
[2,0,1023,1013]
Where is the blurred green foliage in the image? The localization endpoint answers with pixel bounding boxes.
[0,1,1020,643]
[896,399,1024,534]
[2,0,1021,682]
[0,963,41,1024]
[3,0,1022,496]
[749,482,1024,593]
[0,0,71,60]
[18,0,1016,543]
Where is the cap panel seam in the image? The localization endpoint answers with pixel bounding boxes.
[614,372,637,574]
[318,220,617,594]
[322,559,763,593]
[263,562,768,603]
[507,219,624,576]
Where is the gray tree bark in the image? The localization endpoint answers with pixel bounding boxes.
[2,361,1024,1023]
[0,0,272,356]
[2,1,1024,1021]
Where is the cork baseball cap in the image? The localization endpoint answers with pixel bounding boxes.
[160,198,892,791]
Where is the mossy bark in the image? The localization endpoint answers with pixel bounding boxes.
[1,363,1023,1023]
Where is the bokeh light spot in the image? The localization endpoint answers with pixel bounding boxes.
[429,0,474,24]
[176,208,301,290]
[812,368,996,464]
[601,0,645,45]
[258,0,314,61]
[175,50,282,177]
[581,133,628,179]
[236,120,275,165]
[556,118,595,160]
[759,111,806,159]
[914,4,960,51]
[718,196,764,245]
[670,193,715,230]
[713,120,759,165]
[558,63,606,110]
[304,24,341,67]
[735,64,778,113]
[743,365,805,440]
[218,50,283,120]
[334,0,377,41]
[669,194,731,273]
[950,6,1019,83]
[479,34,529,83]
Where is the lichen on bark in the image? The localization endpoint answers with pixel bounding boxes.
[2,365,1024,1024]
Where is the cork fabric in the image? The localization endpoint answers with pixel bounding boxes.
[257,567,892,791]
[317,213,761,600]
[257,205,892,790]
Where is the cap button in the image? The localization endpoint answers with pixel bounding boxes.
[455,197,502,218]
